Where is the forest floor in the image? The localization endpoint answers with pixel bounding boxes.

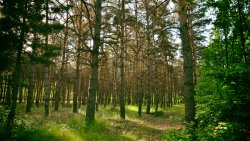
[11,104,185,141]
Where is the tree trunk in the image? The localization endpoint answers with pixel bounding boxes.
[5,42,22,139]
[19,87,23,104]
[26,64,34,112]
[5,79,11,107]
[5,1,26,138]
[154,59,159,112]
[86,0,102,123]
[73,1,83,113]
[236,0,247,62]
[44,66,50,117]
[66,83,71,107]
[178,0,195,122]
[146,2,151,114]
[44,0,50,117]
[55,6,68,111]
[119,0,126,119]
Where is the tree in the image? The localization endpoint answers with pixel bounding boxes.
[177,0,195,122]
[2,0,28,138]
[73,1,83,113]
[54,0,69,111]
[44,0,50,117]
[194,0,250,140]
[85,0,102,123]
[119,0,126,119]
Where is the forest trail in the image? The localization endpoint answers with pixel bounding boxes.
[12,104,184,141]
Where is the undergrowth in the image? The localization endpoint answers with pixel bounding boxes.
[1,104,185,141]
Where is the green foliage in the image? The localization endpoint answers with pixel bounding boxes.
[161,122,197,141]
[194,52,250,140]
[0,106,9,137]
[192,0,250,139]
[3,104,185,141]
[161,129,188,141]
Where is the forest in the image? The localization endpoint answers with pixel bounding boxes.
[0,0,249,140]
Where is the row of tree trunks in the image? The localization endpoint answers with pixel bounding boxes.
[0,73,181,108]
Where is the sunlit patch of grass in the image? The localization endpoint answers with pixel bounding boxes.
[126,105,138,112]
[12,103,185,141]
[12,125,84,141]
[46,124,83,141]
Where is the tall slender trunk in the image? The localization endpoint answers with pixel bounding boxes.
[154,57,159,112]
[134,0,142,116]
[5,1,26,138]
[73,1,83,113]
[55,5,68,111]
[18,85,23,104]
[44,0,50,117]
[86,0,102,123]
[66,83,71,107]
[178,0,195,122]
[146,1,151,114]
[224,28,229,68]
[119,0,126,119]
[26,64,34,112]
[5,41,23,139]
[112,62,117,108]
[5,79,11,107]
[236,0,247,62]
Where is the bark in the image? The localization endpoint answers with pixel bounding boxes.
[224,28,229,68]
[55,6,68,111]
[35,80,42,107]
[19,87,23,104]
[44,66,50,117]
[119,0,126,119]
[26,64,34,112]
[154,58,159,112]
[86,0,102,123]
[5,79,11,107]
[138,79,143,116]
[44,0,50,117]
[112,62,117,108]
[145,1,151,114]
[178,0,195,122]
[66,83,71,107]
[73,1,83,113]
[5,42,22,139]
[5,1,26,138]
[237,0,247,62]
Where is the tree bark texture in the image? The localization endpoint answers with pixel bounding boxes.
[178,0,195,122]
[119,0,126,119]
[86,0,102,123]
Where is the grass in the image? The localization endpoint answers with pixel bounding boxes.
[6,103,185,141]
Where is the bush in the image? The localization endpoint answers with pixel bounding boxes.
[193,63,250,141]
[0,106,9,139]
[161,128,190,141]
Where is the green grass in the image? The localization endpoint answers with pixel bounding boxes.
[7,104,185,141]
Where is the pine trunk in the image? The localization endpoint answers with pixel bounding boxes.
[26,64,34,112]
[119,0,126,119]
[178,0,195,122]
[73,1,83,113]
[44,0,50,117]
[146,3,151,114]
[86,0,102,123]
